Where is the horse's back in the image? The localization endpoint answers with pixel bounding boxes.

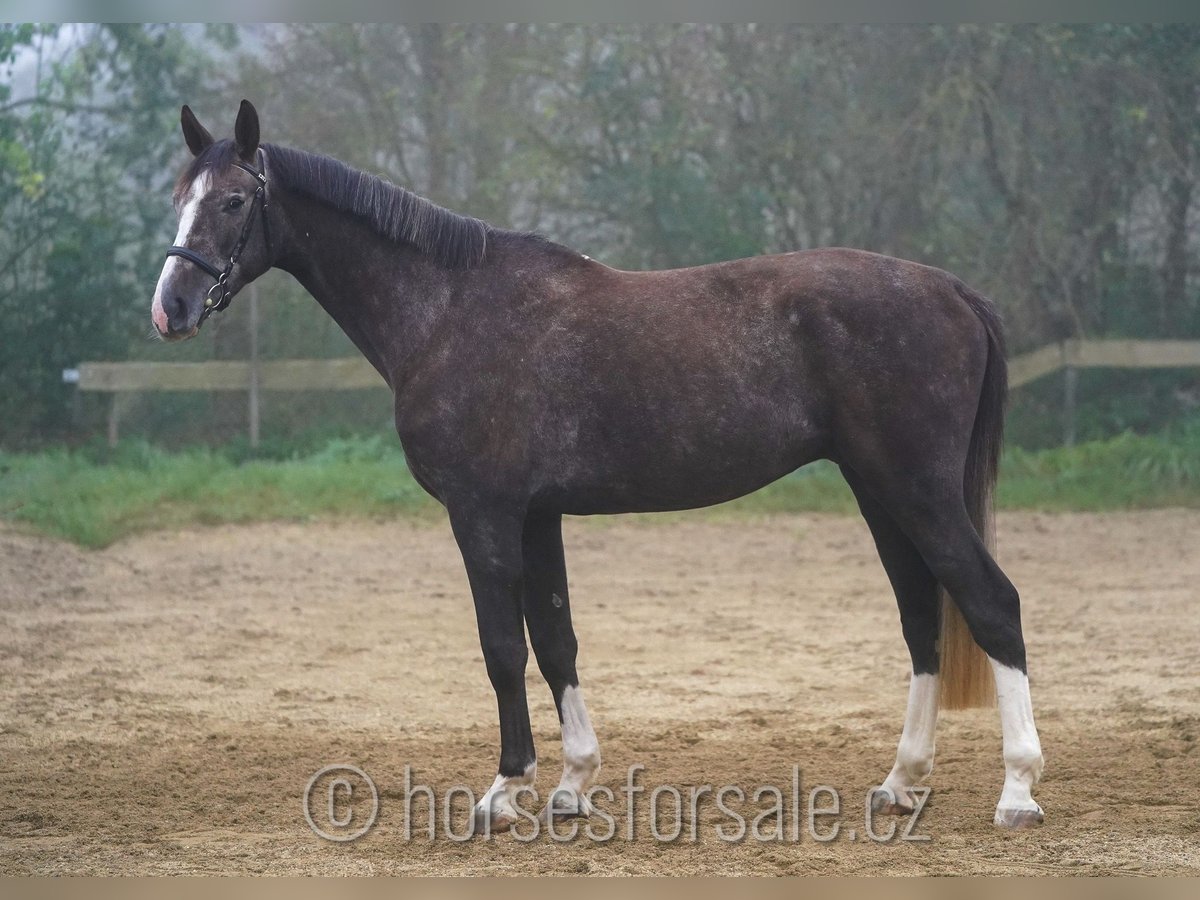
[400,243,991,513]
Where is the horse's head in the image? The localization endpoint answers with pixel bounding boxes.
[151,100,274,340]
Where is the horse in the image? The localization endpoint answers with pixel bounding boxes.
[151,100,1044,832]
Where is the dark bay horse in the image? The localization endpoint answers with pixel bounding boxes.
[151,101,1044,831]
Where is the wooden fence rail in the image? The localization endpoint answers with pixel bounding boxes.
[67,339,1200,448]
[75,357,384,393]
[1007,340,1200,445]
[1008,339,1200,388]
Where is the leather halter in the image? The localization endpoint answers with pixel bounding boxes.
[165,149,271,325]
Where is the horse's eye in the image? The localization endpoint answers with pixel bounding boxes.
[228,196,244,210]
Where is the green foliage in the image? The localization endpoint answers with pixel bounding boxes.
[1007,368,1200,450]
[4,425,1200,548]
[0,25,228,446]
[1000,421,1200,509]
[2,24,1200,450]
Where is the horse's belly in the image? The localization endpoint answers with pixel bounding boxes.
[544,418,828,515]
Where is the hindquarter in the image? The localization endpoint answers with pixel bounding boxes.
[795,254,991,485]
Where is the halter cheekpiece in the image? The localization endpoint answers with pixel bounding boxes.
[165,148,271,325]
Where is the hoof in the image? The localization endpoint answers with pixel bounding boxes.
[537,806,588,826]
[994,806,1044,829]
[538,787,593,825]
[473,804,517,836]
[870,787,915,816]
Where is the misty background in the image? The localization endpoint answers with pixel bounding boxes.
[2,23,1198,452]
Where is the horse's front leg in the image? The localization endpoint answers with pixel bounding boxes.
[449,504,537,834]
[522,512,601,823]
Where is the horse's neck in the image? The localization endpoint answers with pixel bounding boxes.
[273,194,464,389]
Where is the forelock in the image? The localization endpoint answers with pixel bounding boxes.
[173,139,238,208]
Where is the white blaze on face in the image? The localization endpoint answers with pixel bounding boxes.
[151,171,211,333]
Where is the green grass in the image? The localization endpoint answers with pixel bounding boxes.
[998,428,1200,510]
[0,436,436,548]
[3,423,1200,548]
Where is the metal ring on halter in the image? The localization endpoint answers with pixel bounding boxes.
[205,279,228,309]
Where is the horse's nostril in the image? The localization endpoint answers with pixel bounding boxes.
[169,296,188,329]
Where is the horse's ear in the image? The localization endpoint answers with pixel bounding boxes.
[234,99,260,162]
[180,105,214,157]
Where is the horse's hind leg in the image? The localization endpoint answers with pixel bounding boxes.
[856,465,1045,828]
[924,521,1043,828]
[522,512,601,822]
[843,466,941,816]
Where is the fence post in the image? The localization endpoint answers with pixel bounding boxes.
[1063,364,1078,447]
[107,394,121,448]
[106,393,133,449]
[248,283,260,449]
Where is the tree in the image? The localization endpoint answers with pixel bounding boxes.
[0,24,227,446]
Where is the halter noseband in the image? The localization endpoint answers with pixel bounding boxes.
[165,149,271,325]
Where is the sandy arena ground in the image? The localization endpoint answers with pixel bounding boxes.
[1,510,1198,875]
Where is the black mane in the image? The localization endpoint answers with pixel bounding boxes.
[176,140,491,268]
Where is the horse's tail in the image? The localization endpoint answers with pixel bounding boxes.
[938,280,1007,710]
